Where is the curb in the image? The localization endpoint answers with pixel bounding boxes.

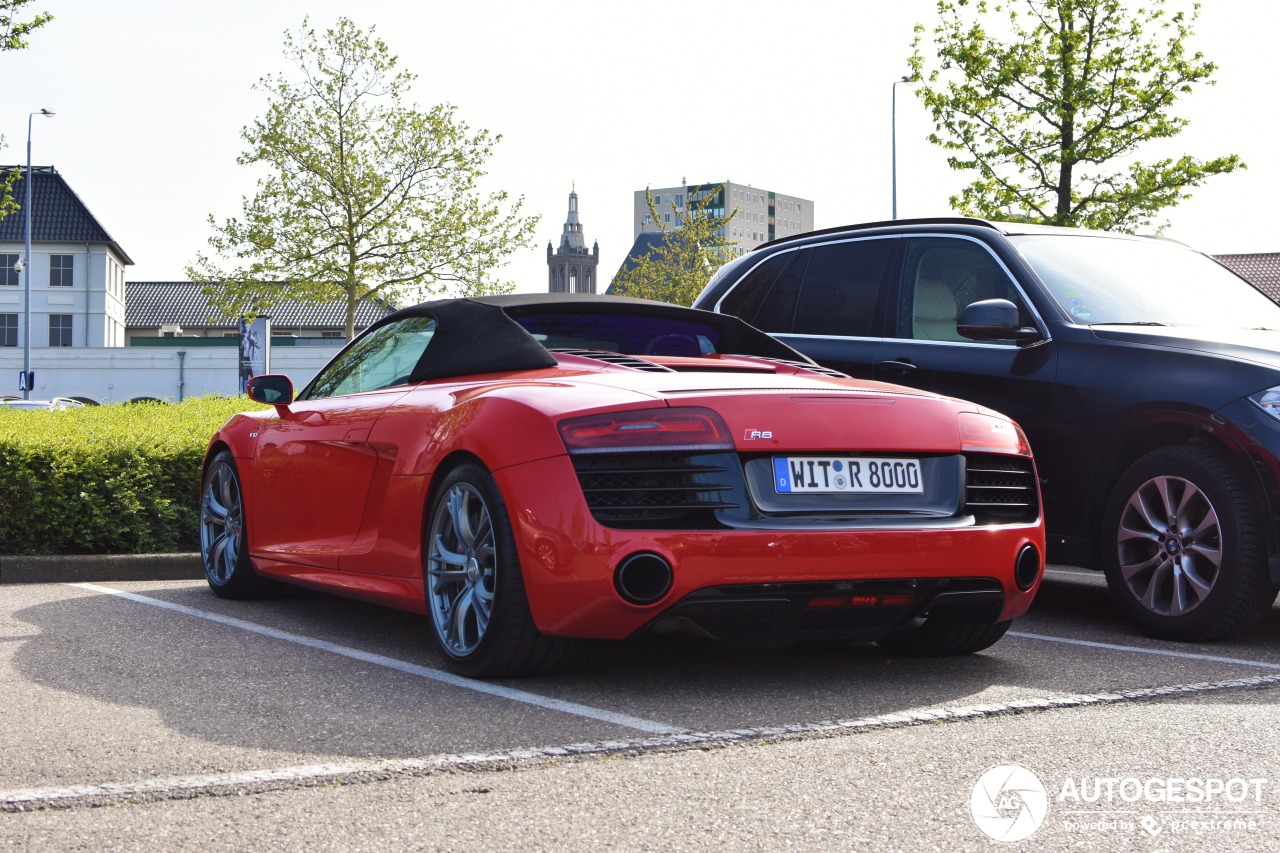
[0,553,203,584]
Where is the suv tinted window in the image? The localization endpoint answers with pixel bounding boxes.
[720,249,808,332]
[792,240,892,336]
[897,237,1030,344]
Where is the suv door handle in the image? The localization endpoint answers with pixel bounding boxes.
[877,359,917,373]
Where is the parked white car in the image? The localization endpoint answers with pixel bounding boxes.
[0,397,86,411]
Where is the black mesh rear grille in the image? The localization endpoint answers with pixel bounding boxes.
[571,452,740,528]
[965,454,1039,524]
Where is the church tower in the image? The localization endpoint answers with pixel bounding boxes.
[547,188,600,293]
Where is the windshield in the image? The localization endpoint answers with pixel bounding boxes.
[1010,234,1280,328]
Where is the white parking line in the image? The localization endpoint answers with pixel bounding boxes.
[1008,630,1280,670]
[70,583,684,735]
[1043,565,1100,577]
[7,671,1279,812]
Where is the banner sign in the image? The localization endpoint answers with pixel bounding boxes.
[237,316,271,395]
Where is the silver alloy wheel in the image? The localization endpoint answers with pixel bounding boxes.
[201,459,244,585]
[1116,473,1223,617]
[426,483,497,657]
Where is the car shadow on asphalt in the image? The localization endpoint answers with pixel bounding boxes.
[10,581,1045,760]
[12,572,1280,761]
[1027,569,1280,649]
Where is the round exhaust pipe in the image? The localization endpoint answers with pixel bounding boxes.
[614,552,674,605]
[1015,544,1042,592]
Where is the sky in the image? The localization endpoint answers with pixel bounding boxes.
[4,0,1276,298]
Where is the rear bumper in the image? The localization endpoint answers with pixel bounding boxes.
[497,456,1045,641]
[646,577,1006,646]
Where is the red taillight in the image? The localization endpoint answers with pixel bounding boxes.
[958,412,1032,457]
[558,407,734,454]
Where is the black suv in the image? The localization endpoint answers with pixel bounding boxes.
[694,217,1280,641]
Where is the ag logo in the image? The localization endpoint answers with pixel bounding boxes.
[743,429,773,440]
[970,764,1049,842]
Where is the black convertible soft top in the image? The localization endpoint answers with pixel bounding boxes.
[351,293,815,383]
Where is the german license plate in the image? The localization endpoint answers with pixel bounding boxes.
[773,456,924,494]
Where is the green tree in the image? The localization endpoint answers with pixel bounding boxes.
[0,0,49,49]
[0,0,54,222]
[909,0,1242,231]
[188,17,539,340]
[611,185,737,305]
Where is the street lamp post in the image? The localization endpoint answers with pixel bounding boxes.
[21,108,55,400]
[891,76,910,220]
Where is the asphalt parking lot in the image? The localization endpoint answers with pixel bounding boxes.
[5,566,1280,850]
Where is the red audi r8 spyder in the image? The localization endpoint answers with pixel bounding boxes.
[200,295,1045,677]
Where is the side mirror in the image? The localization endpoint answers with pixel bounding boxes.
[957,299,1042,343]
[248,374,294,406]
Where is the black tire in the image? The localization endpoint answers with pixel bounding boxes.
[877,615,1011,656]
[1102,445,1277,641]
[200,450,271,599]
[423,462,576,678]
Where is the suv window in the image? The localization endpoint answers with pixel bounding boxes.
[720,239,892,336]
[792,240,892,337]
[720,249,807,332]
[1010,233,1280,327]
[897,238,1030,344]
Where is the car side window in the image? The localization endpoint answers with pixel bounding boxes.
[898,238,1030,344]
[306,315,437,399]
[720,249,809,332]
[791,240,892,337]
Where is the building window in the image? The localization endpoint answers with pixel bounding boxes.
[663,213,670,223]
[49,314,73,347]
[1,313,16,347]
[0,254,17,287]
[321,330,344,339]
[50,254,74,287]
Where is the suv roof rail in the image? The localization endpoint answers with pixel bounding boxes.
[757,216,1001,250]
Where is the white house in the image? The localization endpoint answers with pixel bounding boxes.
[0,165,131,351]
[0,166,393,403]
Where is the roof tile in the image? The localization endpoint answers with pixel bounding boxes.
[0,166,132,263]
[125,282,395,329]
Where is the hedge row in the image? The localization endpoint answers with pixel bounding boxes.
[0,396,265,556]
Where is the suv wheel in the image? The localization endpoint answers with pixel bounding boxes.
[1102,446,1276,640]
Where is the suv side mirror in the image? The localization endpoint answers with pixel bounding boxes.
[957,299,1042,344]
[248,374,294,406]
